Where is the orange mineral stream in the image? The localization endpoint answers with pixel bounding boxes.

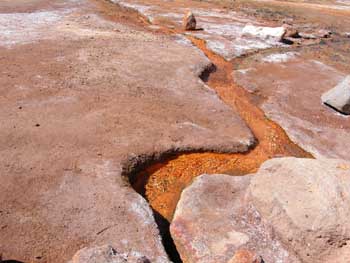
[132,35,312,222]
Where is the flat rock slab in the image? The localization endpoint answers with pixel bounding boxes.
[0,0,254,262]
[322,75,350,115]
[170,174,298,263]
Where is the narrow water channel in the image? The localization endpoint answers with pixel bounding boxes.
[129,35,311,262]
[99,2,312,261]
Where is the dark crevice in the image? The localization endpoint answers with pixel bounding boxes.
[121,145,255,186]
[121,148,254,262]
[153,211,182,263]
[281,38,294,45]
[324,102,350,116]
[121,151,191,262]
[199,63,217,82]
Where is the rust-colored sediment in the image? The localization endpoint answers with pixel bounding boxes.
[91,0,150,26]
[132,35,312,221]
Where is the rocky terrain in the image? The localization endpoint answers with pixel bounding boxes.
[1,0,350,262]
[171,158,350,263]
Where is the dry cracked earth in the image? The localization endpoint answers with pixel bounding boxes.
[1,0,350,262]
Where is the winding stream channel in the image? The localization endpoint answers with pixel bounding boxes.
[103,2,314,260]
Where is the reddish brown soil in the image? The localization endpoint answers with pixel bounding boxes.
[133,36,312,222]
[91,0,150,27]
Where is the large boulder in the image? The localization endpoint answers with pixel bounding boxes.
[250,157,350,263]
[170,174,299,263]
[171,158,350,263]
[322,75,350,115]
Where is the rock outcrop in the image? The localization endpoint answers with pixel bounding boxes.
[250,157,350,263]
[183,11,196,31]
[170,174,299,263]
[171,158,350,263]
[322,75,350,115]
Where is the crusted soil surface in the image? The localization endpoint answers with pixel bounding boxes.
[0,0,255,262]
[215,0,350,160]
[234,45,350,159]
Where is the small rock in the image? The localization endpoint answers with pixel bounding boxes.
[282,18,294,25]
[282,24,299,38]
[284,37,303,45]
[298,32,317,39]
[242,24,286,42]
[299,29,331,39]
[317,29,332,38]
[183,11,196,31]
[322,75,350,115]
[227,249,262,263]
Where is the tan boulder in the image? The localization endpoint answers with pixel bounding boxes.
[250,157,350,263]
[170,174,299,263]
[171,157,350,263]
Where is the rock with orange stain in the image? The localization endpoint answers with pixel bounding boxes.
[227,249,262,263]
